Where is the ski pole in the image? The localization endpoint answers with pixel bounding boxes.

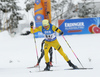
[54,48,57,64]
[33,30,39,60]
[62,35,84,68]
[30,21,40,70]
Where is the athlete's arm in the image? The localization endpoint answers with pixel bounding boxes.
[52,25,64,35]
[30,26,42,33]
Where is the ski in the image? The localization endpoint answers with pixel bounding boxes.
[39,70,53,72]
[28,68,93,73]
[64,68,93,70]
[27,65,54,69]
[27,66,39,69]
[29,70,53,73]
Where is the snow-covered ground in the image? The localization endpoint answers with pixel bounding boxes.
[1,0,100,77]
[0,31,100,77]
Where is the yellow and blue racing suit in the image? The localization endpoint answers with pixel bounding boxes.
[30,23,70,63]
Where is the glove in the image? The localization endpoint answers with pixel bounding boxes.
[26,31,30,34]
[21,31,30,35]
[30,21,34,28]
[59,31,64,35]
[41,49,44,52]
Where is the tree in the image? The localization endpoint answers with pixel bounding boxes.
[0,0,23,35]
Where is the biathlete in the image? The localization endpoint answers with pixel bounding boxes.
[34,39,53,67]
[30,19,78,71]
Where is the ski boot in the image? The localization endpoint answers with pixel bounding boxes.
[44,62,50,71]
[50,62,53,67]
[34,63,39,67]
[67,60,78,69]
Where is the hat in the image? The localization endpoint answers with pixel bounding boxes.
[42,19,49,26]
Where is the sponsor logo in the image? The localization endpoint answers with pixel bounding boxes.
[65,22,85,27]
[37,15,42,20]
[65,22,85,30]
[35,0,40,5]
[44,31,51,34]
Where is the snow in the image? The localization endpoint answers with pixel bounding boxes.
[0,31,100,77]
[1,0,100,77]
[72,0,100,5]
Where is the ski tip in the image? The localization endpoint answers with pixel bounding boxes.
[27,66,40,69]
[64,68,93,70]
[27,67,35,69]
[77,68,93,69]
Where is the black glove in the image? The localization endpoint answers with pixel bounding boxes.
[21,31,30,35]
[30,21,34,28]
[59,31,64,35]
[41,49,44,52]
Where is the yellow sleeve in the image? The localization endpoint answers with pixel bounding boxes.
[30,26,42,33]
[52,25,62,33]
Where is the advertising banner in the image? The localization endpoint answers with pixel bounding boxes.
[34,0,44,27]
[41,0,51,23]
[34,0,51,38]
[58,17,100,35]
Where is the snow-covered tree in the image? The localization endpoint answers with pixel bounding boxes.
[0,0,23,34]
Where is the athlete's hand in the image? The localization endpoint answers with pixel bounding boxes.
[41,49,44,52]
[30,21,34,28]
[59,31,64,35]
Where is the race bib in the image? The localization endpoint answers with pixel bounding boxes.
[45,33,56,40]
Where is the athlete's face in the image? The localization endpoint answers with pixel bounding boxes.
[43,25,49,30]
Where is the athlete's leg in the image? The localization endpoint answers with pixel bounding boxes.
[44,41,51,70]
[51,39,70,61]
[44,42,51,63]
[51,39,78,69]
[49,47,53,66]
[49,47,53,62]
[38,51,44,63]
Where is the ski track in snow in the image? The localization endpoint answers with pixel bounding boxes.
[0,31,100,77]
[1,0,100,77]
